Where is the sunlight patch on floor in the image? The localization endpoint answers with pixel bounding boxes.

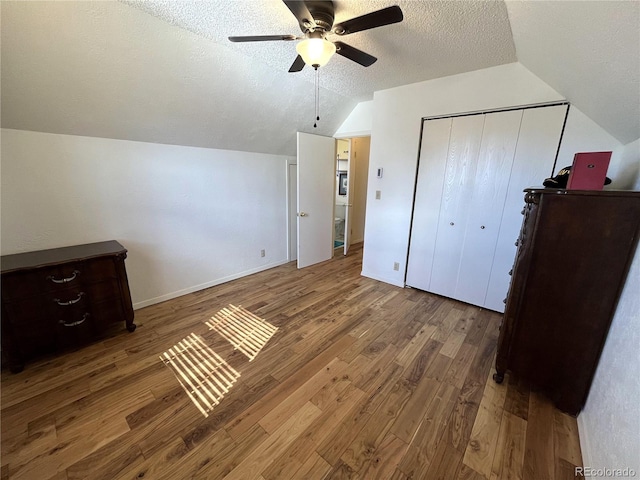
[160,333,241,417]
[205,304,278,361]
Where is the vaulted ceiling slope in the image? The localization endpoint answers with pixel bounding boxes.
[1,1,638,157]
[506,0,639,145]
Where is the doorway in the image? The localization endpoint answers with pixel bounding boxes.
[333,136,371,256]
[334,139,349,251]
[289,133,371,267]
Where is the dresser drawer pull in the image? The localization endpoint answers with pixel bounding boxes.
[53,292,85,306]
[47,270,80,284]
[59,313,89,327]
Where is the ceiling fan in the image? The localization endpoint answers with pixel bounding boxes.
[228,1,404,72]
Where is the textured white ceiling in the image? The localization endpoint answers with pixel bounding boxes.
[1,0,638,156]
[122,0,517,101]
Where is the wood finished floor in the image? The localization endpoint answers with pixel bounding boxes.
[1,244,583,480]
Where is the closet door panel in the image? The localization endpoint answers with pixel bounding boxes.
[406,118,452,291]
[484,105,568,311]
[455,110,523,306]
[429,114,484,297]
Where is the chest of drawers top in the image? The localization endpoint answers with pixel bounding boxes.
[1,240,127,274]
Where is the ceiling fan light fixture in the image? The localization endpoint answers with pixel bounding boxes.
[296,37,336,67]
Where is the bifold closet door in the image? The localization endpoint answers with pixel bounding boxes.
[405,118,453,291]
[424,115,485,297]
[484,104,568,311]
[407,104,568,312]
[454,109,523,305]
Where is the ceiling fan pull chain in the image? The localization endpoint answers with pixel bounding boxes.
[314,66,319,128]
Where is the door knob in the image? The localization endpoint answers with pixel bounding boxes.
[299,212,308,217]
[450,222,454,226]
[480,225,485,229]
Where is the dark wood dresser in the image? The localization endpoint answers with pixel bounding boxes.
[1,240,135,372]
[494,188,640,415]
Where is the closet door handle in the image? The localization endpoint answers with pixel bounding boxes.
[480,225,485,229]
[450,222,454,226]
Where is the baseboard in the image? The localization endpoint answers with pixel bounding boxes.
[360,269,405,288]
[132,259,290,310]
[577,414,592,469]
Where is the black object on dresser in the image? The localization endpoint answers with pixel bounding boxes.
[494,188,640,415]
[1,240,136,373]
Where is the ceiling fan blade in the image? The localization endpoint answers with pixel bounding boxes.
[333,5,403,35]
[334,41,377,67]
[288,55,306,72]
[283,1,317,30]
[228,35,297,42]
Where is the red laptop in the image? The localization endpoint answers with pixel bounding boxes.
[566,151,612,190]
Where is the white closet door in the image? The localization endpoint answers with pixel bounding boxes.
[429,114,484,297]
[484,104,568,311]
[455,109,523,305]
[405,118,452,290]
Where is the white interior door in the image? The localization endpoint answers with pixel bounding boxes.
[343,140,355,255]
[297,132,335,269]
[288,163,297,261]
[350,137,371,244]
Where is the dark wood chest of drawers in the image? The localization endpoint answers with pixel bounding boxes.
[1,240,135,372]
[494,188,640,415]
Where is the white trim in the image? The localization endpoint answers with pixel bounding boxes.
[360,269,405,288]
[132,259,290,309]
[334,130,372,139]
[577,414,593,472]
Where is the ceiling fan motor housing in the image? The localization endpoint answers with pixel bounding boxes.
[304,1,335,32]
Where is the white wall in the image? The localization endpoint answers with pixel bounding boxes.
[578,142,640,476]
[1,129,291,308]
[334,101,373,138]
[557,108,635,189]
[609,138,640,189]
[361,62,625,286]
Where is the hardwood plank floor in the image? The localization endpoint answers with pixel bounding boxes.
[1,244,583,479]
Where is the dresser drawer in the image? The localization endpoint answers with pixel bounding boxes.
[55,311,99,349]
[1,258,119,302]
[75,257,118,283]
[2,265,84,301]
[46,280,121,311]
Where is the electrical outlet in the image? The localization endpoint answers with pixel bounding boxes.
[261,249,266,257]
[393,262,400,271]
[375,190,381,200]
